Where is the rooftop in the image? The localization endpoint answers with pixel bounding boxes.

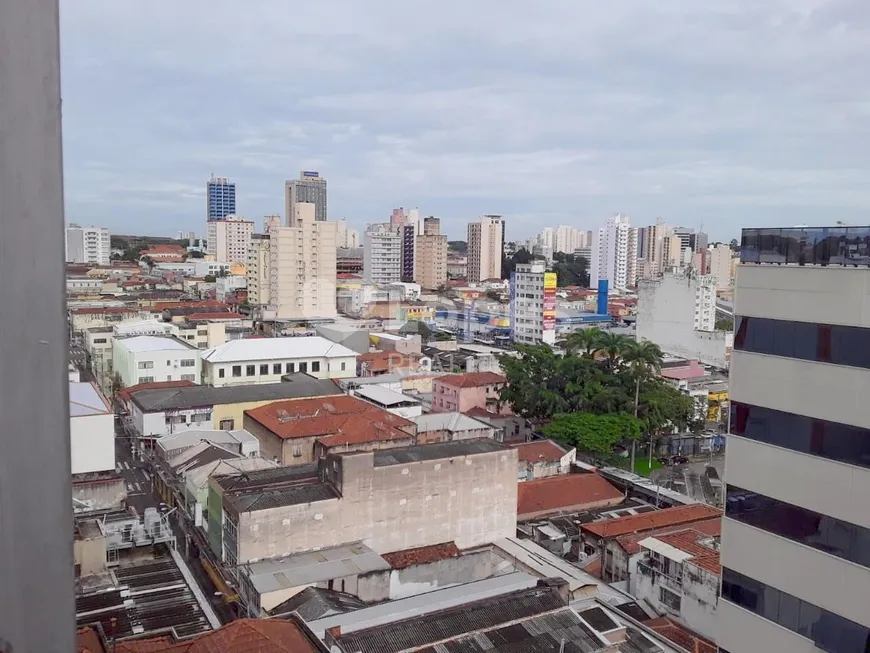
[201,336,357,363]
[156,428,259,457]
[118,380,197,403]
[518,473,624,518]
[641,528,721,575]
[371,439,509,467]
[245,395,414,442]
[130,374,342,412]
[434,371,507,388]
[411,411,492,433]
[183,312,244,320]
[353,384,421,407]
[615,517,721,556]
[70,382,112,417]
[216,464,338,513]
[644,616,717,653]
[115,335,195,353]
[511,439,569,464]
[381,542,461,570]
[269,587,367,620]
[581,504,721,539]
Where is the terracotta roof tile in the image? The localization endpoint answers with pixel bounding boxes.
[511,440,567,464]
[71,307,139,315]
[382,542,461,569]
[185,312,243,320]
[77,626,107,653]
[517,473,623,518]
[581,504,721,540]
[118,380,197,402]
[652,528,721,575]
[644,616,717,653]
[435,372,507,388]
[616,517,721,555]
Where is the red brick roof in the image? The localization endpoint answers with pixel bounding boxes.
[581,504,721,540]
[77,626,107,653]
[511,440,567,464]
[652,529,721,575]
[358,351,421,373]
[517,473,623,518]
[382,542,461,569]
[616,517,721,556]
[185,312,243,320]
[115,618,323,652]
[435,372,506,388]
[245,395,414,442]
[71,306,138,315]
[644,617,717,653]
[117,380,197,403]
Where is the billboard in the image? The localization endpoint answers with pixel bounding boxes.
[302,170,320,178]
[542,272,557,336]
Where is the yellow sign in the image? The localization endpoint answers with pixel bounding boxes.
[544,272,557,289]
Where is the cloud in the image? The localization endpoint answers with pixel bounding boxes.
[60,0,870,241]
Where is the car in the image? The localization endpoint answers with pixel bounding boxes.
[671,455,690,465]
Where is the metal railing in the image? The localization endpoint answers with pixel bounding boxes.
[741,226,870,266]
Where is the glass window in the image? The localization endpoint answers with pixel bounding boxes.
[180,374,195,382]
[285,362,295,374]
[232,365,242,377]
[180,359,195,367]
[260,364,269,375]
[299,362,308,373]
[341,362,346,371]
[246,365,255,376]
[311,361,320,372]
[273,363,282,375]
[137,361,154,370]
[138,376,154,384]
[219,368,225,378]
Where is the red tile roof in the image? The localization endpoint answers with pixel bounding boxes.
[117,380,197,402]
[77,626,107,653]
[358,351,421,373]
[435,372,506,388]
[581,504,721,540]
[511,440,567,464]
[517,473,624,518]
[644,617,717,653]
[246,395,414,442]
[652,528,721,575]
[185,312,243,320]
[70,306,139,315]
[382,542,461,569]
[616,517,721,556]
[115,618,324,652]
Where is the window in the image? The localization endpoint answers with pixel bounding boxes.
[232,365,242,377]
[137,361,154,370]
[273,363,282,375]
[219,368,225,379]
[311,361,320,372]
[292,445,302,457]
[180,359,196,367]
[246,365,255,376]
[219,419,234,430]
[659,587,681,612]
[341,362,346,371]
[93,338,107,344]
[731,402,870,470]
[180,374,196,382]
[299,362,308,373]
[285,362,295,374]
[260,364,269,375]
[197,330,208,336]
[726,484,870,568]
[138,376,154,384]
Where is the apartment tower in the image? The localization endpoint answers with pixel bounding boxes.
[207,174,236,222]
[590,213,637,291]
[65,224,110,265]
[415,216,448,290]
[284,171,328,223]
[206,214,254,262]
[363,223,402,284]
[467,214,504,282]
[717,226,870,651]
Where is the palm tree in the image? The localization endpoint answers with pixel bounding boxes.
[565,327,604,358]
[622,339,664,471]
[596,331,632,372]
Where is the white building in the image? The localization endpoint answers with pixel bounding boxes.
[246,233,270,307]
[266,202,337,320]
[717,246,870,652]
[511,262,556,346]
[707,244,734,291]
[590,214,637,291]
[65,224,110,265]
[636,270,730,368]
[363,223,402,284]
[200,336,357,386]
[69,381,114,475]
[206,214,254,263]
[467,215,504,282]
[112,335,202,387]
[215,274,247,301]
[336,218,359,248]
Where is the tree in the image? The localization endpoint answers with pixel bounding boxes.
[565,328,604,358]
[187,250,204,259]
[502,247,544,279]
[542,412,642,458]
[715,316,734,331]
[550,252,590,287]
[204,274,217,282]
[448,240,468,253]
[498,345,571,420]
[622,339,664,469]
[596,331,632,372]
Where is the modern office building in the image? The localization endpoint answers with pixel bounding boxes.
[590,213,637,291]
[414,216,448,290]
[206,214,254,262]
[510,262,556,346]
[467,215,504,282]
[65,224,110,265]
[717,226,870,652]
[285,170,328,224]
[363,223,402,284]
[267,202,337,320]
[207,174,236,222]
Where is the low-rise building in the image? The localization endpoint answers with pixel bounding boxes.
[201,337,357,386]
[242,395,418,465]
[517,473,624,521]
[464,407,532,443]
[351,385,423,418]
[70,381,115,475]
[431,372,508,413]
[112,335,202,387]
[411,411,496,444]
[512,439,576,480]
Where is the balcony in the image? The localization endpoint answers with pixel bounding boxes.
[637,558,683,592]
[741,226,870,267]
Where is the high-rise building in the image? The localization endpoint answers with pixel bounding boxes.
[510,262,556,346]
[637,220,669,279]
[467,215,504,282]
[415,217,448,290]
[336,218,359,249]
[246,233,270,307]
[206,214,254,263]
[65,224,110,265]
[663,232,684,269]
[553,225,587,254]
[718,226,870,652]
[590,214,636,291]
[267,203,336,319]
[363,223,402,284]
[284,170,328,224]
[207,174,236,222]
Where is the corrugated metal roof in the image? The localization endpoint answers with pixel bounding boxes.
[201,336,357,363]
[373,439,508,467]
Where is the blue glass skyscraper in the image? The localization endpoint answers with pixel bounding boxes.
[207,174,236,221]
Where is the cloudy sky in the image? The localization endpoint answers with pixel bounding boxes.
[60,0,869,242]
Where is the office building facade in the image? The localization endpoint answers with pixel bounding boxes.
[285,171,327,224]
[206,214,254,262]
[207,175,236,222]
[363,223,402,284]
[467,215,504,283]
[718,227,870,652]
[65,224,110,265]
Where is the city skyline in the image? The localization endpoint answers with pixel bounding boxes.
[60,2,870,241]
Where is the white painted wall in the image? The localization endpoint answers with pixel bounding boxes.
[113,340,202,387]
[717,600,819,653]
[70,413,115,474]
[133,404,214,437]
[205,355,356,386]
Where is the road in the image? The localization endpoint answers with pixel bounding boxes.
[650,453,726,506]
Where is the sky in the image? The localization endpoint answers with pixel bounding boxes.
[60,0,870,242]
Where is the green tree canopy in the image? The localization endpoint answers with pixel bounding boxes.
[542,412,642,457]
[550,252,590,287]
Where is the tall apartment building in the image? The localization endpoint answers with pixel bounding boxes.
[246,234,270,307]
[590,214,637,291]
[467,215,504,282]
[414,216,448,290]
[637,221,669,279]
[363,223,402,284]
[284,171,327,224]
[718,226,870,652]
[707,243,734,291]
[65,224,110,265]
[267,202,336,319]
[207,175,236,222]
[336,218,359,248]
[206,214,254,262]
[510,262,556,346]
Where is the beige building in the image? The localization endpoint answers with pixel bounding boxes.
[336,217,359,248]
[663,232,684,269]
[246,233,270,307]
[206,214,254,263]
[467,215,504,282]
[707,243,733,291]
[414,216,448,290]
[267,202,337,320]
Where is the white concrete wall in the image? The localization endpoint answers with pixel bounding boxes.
[113,341,202,387]
[206,355,356,386]
[717,599,821,653]
[70,413,115,474]
[137,407,214,438]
